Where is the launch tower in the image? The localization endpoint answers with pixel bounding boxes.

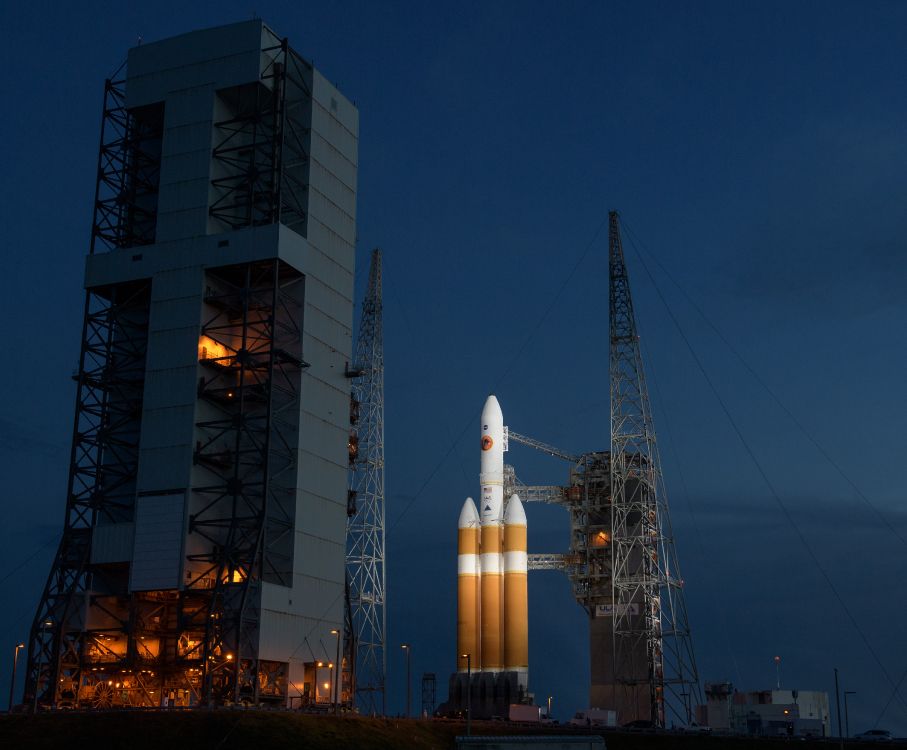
[24,21,358,709]
[505,212,699,726]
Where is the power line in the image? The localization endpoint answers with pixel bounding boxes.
[620,217,907,552]
[389,215,609,530]
[641,336,745,689]
[621,224,907,718]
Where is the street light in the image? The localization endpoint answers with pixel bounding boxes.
[401,644,411,718]
[460,653,471,736]
[844,691,856,738]
[33,620,53,714]
[547,695,553,721]
[834,668,843,750]
[330,628,341,715]
[8,642,25,712]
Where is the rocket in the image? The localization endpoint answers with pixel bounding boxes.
[479,395,505,671]
[456,394,529,690]
[503,493,528,685]
[457,497,481,671]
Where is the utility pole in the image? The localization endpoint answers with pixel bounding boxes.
[8,642,24,712]
[834,668,843,749]
[844,690,855,738]
[401,644,412,718]
[331,629,341,715]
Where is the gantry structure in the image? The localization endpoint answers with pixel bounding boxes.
[24,22,358,711]
[504,211,700,726]
[346,249,387,715]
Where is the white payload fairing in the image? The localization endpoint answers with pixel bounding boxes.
[456,395,529,691]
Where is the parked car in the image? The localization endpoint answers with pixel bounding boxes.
[854,729,893,742]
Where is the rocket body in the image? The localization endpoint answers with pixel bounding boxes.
[479,395,505,671]
[457,498,481,671]
[504,493,529,690]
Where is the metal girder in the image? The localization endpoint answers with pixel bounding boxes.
[503,465,567,505]
[508,430,580,464]
[24,279,152,710]
[346,249,386,715]
[209,36,312,235]
[24,70,159,710]
[527,554,567,571]
[192,259,304,704]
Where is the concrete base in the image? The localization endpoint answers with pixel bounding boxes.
[439,671,527,719]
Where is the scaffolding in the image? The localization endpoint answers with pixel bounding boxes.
[24,29,314,709]
[346,249,386,715]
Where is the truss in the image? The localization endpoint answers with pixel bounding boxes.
[23,69,161,709]
[346,249,386,715]
[209,33,312,235]
[609,211,699,726]
[191,259,304,703]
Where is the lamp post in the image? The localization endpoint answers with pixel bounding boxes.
[774,655,781,689]
[330,629,341,715]
[8,642,25,712]
[547,695,553,720]
[844,691,856,739]
[461,653,471,736]
[32,620,52,714]
[401,644,411,718]
[834,668,843,750]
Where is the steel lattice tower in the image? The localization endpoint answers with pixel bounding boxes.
[609,211,700,726]
[346,248,386,715]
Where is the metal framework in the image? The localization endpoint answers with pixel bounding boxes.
[346,249,386,715]
[609,211,699,725]
[501,211,699,727]
[192,259,304,704]
[209,33,312,234]
[421,673,437,717]
[25,33,310,709]
[23,70,161,710]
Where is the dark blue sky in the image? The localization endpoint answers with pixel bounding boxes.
[2,0,906,732]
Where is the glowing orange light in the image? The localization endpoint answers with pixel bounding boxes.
[226,654,234,661]
[198,335,230,362]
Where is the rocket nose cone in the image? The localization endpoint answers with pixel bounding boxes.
[458,497,479,528]
[481,394,503,424]
[504,493,527,525]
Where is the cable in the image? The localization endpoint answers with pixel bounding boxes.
[0,536,57,587]
[389,215,610,530]
[642,337,745,689]
[622,226,907,717]
[621,217,907,552]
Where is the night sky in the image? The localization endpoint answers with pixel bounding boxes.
[2,0,907,735]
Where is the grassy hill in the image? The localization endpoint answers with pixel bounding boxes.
[0,711,900,749]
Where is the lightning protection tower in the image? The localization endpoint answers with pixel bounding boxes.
[609,211,700,725]
[346,248,386,715]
